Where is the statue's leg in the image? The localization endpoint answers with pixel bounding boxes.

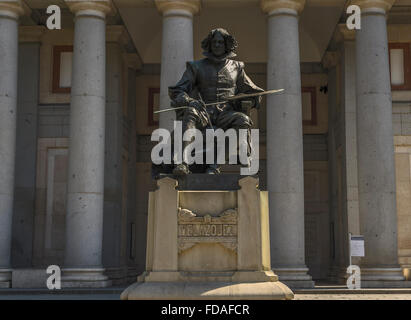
[173,107,208,175]
[215,111,253,170]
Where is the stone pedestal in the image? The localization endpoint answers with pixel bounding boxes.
[121,176,293,300]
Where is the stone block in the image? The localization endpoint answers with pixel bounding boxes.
[392,104,411,114]
[401,113,411,122]
[402,122,411,135]
[392,115,402,135]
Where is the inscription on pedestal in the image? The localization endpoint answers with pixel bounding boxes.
[177,208,238,253]
[178,224,237,237]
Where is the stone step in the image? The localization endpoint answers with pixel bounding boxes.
[0,287,125,295]
[294,287,411,294]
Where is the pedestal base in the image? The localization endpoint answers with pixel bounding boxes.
[61,268,112,288]
[121,281,293,300]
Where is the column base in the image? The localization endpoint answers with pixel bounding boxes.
[273,267,315,288]
[61,268,112,288]
[0,269,12,288]
[326,266,347,284]
[360,268,411,288]
[105,267,128,286]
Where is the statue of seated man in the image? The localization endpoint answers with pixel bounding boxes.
[168,28,264,175]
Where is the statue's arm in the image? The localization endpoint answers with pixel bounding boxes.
[168,61,198,107]
[236,61,264,109]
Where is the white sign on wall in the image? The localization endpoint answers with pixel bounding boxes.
[350,235,365,257]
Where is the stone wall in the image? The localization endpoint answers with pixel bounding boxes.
[38,105,70,138]
[393,103,411,136]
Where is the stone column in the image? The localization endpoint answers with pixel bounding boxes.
[352,0,406,287]
[124,53,140,282]
[322,49,345,281]
[328,25,361,282]
[102,26,129,285]
[62,0,113,287]
[13,26,45,268]
[0,0,27,288]
[261,0,313,288]
[155,0,200,131]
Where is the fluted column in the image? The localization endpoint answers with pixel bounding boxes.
[352,0,407,287]
[62,0,113,287]
[155,0,200,131]
[261,0,313,288]
[0,0,27,288]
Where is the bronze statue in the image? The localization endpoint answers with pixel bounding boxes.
[168,28,264,175]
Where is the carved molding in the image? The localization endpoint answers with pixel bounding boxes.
[350,0,395,12]
[178,241,196,253]
[261,0,306,15]
[65,0,116,17]
[0,0,30,19]
[155,0,201,16]
[178,208,238,224]
[177,207,238,254]
[334,24,356,43]
[106,25,132,48]
[178,237,238,254]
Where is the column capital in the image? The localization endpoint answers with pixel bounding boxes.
[106,25,129,44]
[107,25,137,55]
[155,0,201,17]
[261,0,306,15]
[333,24,355,43]
[65,0,115,18]
[350,0,395,12]
[0,0,31,20]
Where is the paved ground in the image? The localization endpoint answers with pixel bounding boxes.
[0,293,121,300]
[293,294,411,300]
[0,293,411,300]
[2,285,411,300]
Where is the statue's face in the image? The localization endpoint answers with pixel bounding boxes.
[210,32,226,57]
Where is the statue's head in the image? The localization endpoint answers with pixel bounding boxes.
[201,28,238,58]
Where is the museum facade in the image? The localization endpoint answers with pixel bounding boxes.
[0,0,410,288]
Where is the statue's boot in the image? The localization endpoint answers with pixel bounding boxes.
[173,163,191,175]
[173,140,192,175]
[205,164,221,174]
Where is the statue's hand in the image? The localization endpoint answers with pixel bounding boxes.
[233,99,254,112]
[240,100,254,109]
[189,99,206,111]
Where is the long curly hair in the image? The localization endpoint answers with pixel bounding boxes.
[201,28,238,54]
